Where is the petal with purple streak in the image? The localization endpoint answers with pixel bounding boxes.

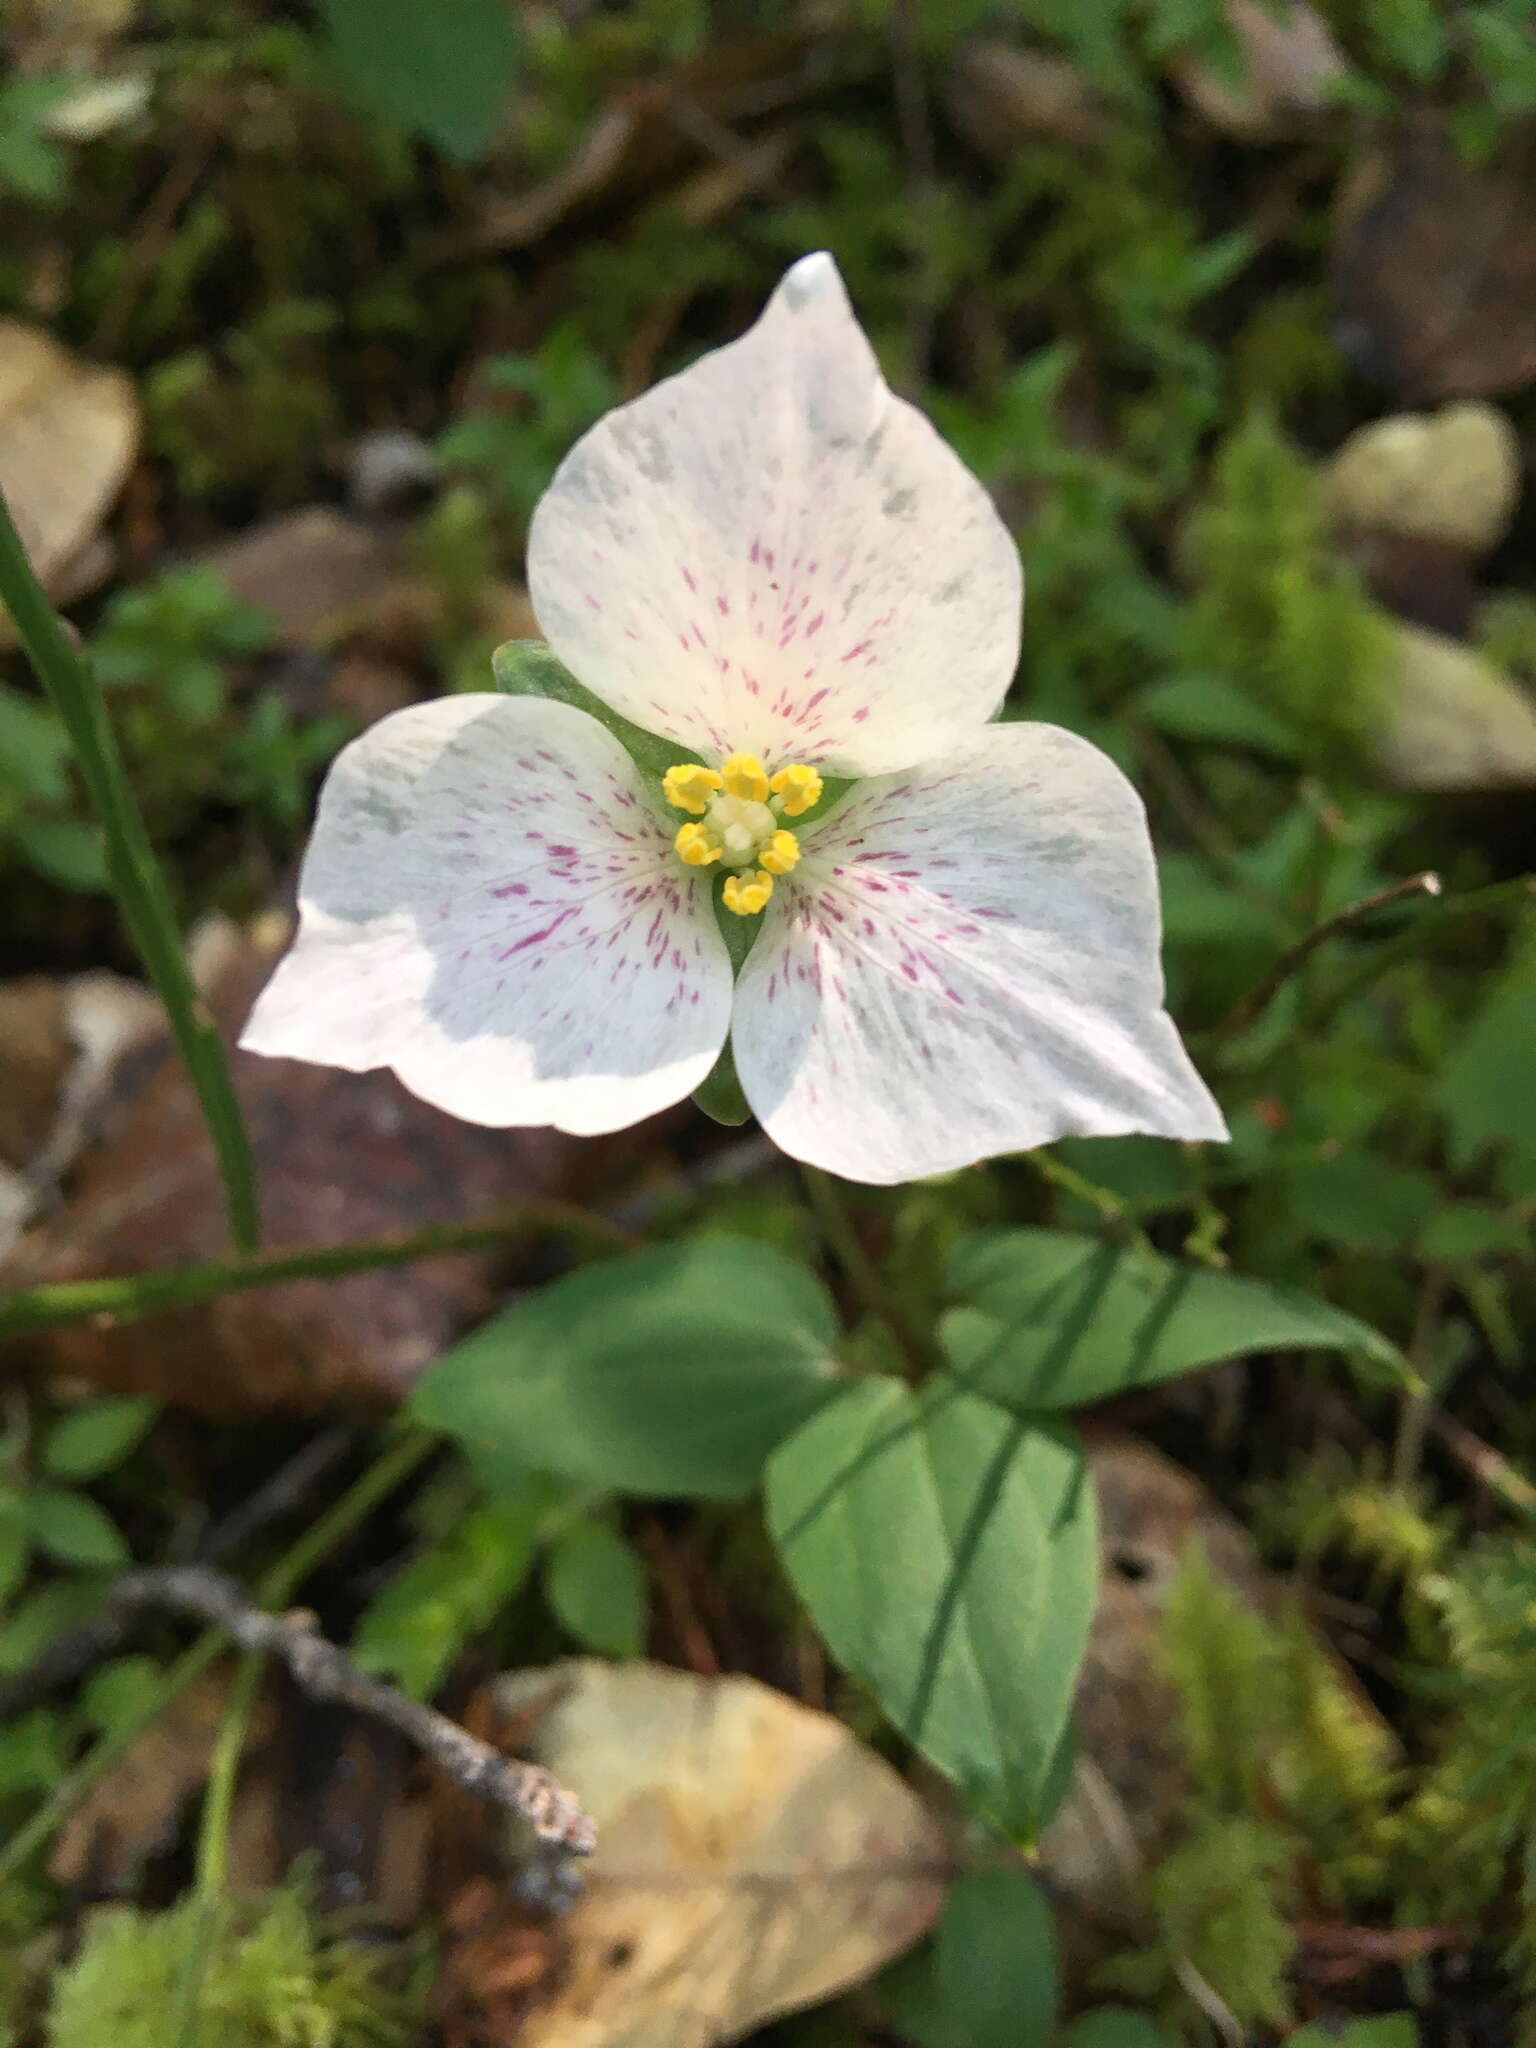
[528,252,1022,780]
[241,695,731,1134]
[731,723,1228,1183]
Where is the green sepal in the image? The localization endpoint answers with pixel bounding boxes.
[491,640,701,786]
[692,1040,752,1126]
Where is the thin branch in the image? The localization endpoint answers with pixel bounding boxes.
[1426,1409,1536,1523]
[1216,870,1442,1038]
[0,1430,435,1888]
[0,1200,634,1340]
[111,1565,596,1855]
[0,1427,360,1721]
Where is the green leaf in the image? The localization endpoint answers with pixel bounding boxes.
[25,1486,129,1569]
[937,1870,1056,2047]
[80,1655,166,1734]
[1440,963,1536,1165]
[1418,1204,1528,1264]
[1062,2012,1179,2048]
[1136,674,1302,758]
[12,815,106,890]
[941,1230,1406,1412]
[353,1483,561,1699]
[0,684,68,800]
[413,1236,841,1499]
[0,1581,105,1672]
[319,0,519,161]
[42,1396,159,1481]
[878,1872,1057,2048]
[767,1377,1097,1834]
[544,1518,648,1658]
[1289,2019,1415,2048]
[0,1709,69,1797]
[492,639,691,787]
[0,1496,28,1610]
[1276,1155,1439,1252]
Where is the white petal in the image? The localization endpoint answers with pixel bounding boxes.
[240,695,732,1135]
[732,724,1227,1184]
[527,252,1022,778]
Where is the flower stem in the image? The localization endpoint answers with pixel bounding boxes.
[799,1165,936,1375]
[0,484,261,1254]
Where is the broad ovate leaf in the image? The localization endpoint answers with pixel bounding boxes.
[767,1376,1097,1835]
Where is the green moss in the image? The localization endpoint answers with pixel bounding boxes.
[45,1885,425,2048]
[1182,410,1396,771]
[1108,1540,1403,2034]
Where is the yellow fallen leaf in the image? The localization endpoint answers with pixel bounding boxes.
[0,319,137,607]
[492,1659,947,2048]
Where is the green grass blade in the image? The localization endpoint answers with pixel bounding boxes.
[0,486,261,1251]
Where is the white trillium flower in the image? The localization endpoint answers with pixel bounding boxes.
[241,253,1227,1184]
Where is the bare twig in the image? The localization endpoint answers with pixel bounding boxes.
[1217,870,1442,1038]
[1425,1409,1536,1522]
[0,1426,362,1721]
[110,1565,596,1854]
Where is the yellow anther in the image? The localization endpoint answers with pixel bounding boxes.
[722,869,774,916]
[674,821,722,866]
[770,762,823,817]
[721,752,770,803]
[758,828,800,877]
[663,763,724,815]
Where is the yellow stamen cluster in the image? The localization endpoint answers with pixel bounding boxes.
[722,870,775,916]
[770,763,823,817]
[674,821,722,866]
[662,763,724,815]
[721,752,770,803]
[759,829,800,876]
[662,750,820,915]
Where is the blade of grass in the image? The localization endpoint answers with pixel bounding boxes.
[0,486,261,1251]
[0,1199,635,1339]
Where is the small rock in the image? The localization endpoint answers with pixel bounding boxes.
[1322,402,1521,554]
[9,918,667,1415]
[202,507,405,650]
[346,429,441,518]
[1375,621,1536,790]
[1333,120,1536,401]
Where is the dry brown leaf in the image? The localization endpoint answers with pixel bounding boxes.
[456,1659,946,2048]
[0,321,136,621]
[1373,621,1536,790]
[1172,0,1345,142]
[945,40,1108,159]
[1333,121,1536,401]
[51,1669,271,1891]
